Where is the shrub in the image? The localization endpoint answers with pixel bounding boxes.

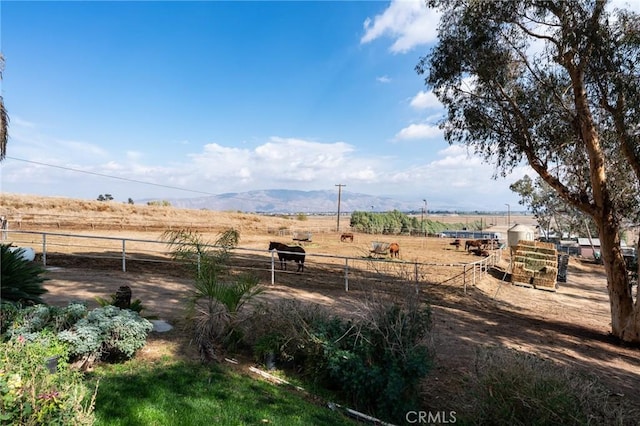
[57,305,153,364]
[1,243,49,306]
[3,303,88,339]
[0,334,96,425]
[0,302,20,334]
[315,303,432,421]
[242,298,433,423]
[163,228,263,361]
[459,346,639,425]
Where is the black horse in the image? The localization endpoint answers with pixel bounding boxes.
[269,242,306,272]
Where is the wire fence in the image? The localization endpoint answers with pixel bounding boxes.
[4,230,502,295]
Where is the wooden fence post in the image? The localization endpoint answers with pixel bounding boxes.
[122,239,127,272]
[42,233,47,267]
[344,258,349,292]
[463,264,467,294]
[271,250,276,285]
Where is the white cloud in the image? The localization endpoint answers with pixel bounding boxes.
[58,140,109,158]
[376,75,391,83]
[361,0,440,53]
[126,151,143,160]
[184,137,381,189]
[395,123,442,140]
[409,90,442,110]
[0,123,528,210]
[10,116,36,128]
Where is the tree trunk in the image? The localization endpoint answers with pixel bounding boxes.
[597,216,639,342]
[570,67,640,343]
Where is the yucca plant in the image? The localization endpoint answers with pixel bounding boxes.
[162,229,263,361]
[1,244,49,306]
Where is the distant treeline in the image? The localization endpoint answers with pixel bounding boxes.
[350,210,482,235]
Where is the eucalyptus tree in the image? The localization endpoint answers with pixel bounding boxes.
[510,174,590,239]
[1,54,7,161]
[418,0,640,342]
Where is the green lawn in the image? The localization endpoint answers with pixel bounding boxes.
[88,359,356,426]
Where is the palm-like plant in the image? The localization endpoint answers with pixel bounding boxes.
[1,53,8,161]
[162,229,263,361]
[1,244,49,305]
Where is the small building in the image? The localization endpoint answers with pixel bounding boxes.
[577,238,600,259]
[440,230,502,240]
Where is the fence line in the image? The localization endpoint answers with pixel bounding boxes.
[4,230,501,293]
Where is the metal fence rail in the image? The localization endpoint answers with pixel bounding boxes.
[4,230,501,294]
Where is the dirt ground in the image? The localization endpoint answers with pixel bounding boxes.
[3,193,636,413]
[39,241,640,412]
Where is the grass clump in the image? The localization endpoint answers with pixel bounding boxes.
[458,346,639,425]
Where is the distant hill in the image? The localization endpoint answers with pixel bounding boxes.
[143,189,418,214]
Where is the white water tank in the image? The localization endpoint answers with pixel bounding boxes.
[507,224,535,248]
[9,246,36,262]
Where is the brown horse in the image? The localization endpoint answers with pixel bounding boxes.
[389,242,400,258]
[340,232,354,242]
[465,239,484,251]
[269,241,306,272]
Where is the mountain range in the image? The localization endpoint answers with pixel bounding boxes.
[144,189,419,214]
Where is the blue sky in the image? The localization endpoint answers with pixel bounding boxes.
[2,1,633,211]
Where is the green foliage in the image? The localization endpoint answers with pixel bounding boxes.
[1,244,49,306]
[96,194,113,201]
[147,200,171,206]
[242,299,433,423]
[57,305,153,362]
[0,334,96,425]
[0,302,20,334]
[459,347,638,425]
[95,293,148,315]
[296,212,308,221]
[3,303,88,339]
[3,303,151,364]
[420,0,640,340]
[88,358,355,426]
[510,175,591,239]
[162,228,262,361]
[349,210,481,235]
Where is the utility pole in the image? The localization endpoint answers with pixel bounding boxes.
[423,199,427,236]
[335,184,346,232]
[505,203,511,227]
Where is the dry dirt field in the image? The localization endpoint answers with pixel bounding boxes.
[2,193,639,414]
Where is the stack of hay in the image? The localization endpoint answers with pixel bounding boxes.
[511,240,558,291]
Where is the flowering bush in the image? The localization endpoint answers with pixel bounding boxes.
[0,334,96,425]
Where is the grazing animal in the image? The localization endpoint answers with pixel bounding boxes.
[449,239,462,250]
[340,232,354,242]
[389,242,400,258]
[465,239,484,251]
[269,241,306,272]
[471,248,490,257]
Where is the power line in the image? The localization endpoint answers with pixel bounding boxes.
[5,156,218,196]
[4,156,356,208]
